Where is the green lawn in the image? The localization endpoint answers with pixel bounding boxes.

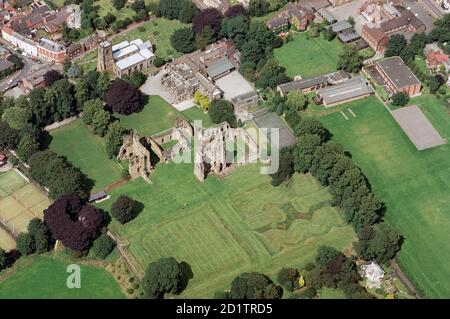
[318,287,346,299]
[274,32,343,78]
[119,95,183,136]
[0,256,124,298]
[96,0,136,21]
[318,95,450,298]
[98,161,356,298]
[49,119,123,192]
[181,107,214,128]
[113,18,189,60]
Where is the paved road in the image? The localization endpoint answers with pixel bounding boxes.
[0,38,35,92]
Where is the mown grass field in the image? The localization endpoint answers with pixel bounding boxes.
[119,95,183,136]
[274,32,343,78]
[49,120,123,192]
[98,162,356,298]
[181,107,214,128]
[0,256,124,298]
[318,95,450,298]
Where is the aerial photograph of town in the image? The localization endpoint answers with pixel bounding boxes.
[0,0,448,307]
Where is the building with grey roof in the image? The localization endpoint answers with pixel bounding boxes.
[317,8,337,23]
[331,20,353,33]
[315,76,374,107]
[97,38,154,78]
[373,56,422,97]
[206,58,235,80]
[277,70,349,96]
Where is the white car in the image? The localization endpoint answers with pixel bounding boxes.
[6,79,13,85]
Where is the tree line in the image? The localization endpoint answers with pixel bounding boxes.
[268,94,402,265]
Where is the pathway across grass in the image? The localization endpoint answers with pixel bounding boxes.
[318,95,450,298]
[274,32,343,78]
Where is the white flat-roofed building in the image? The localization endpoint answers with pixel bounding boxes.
[98,38,155,77]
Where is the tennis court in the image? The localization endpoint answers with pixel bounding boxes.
[0,170,51,236]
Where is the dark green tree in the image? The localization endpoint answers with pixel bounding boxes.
[277,267,299,291]
[337,44,363,73]
[105,121,126,158]
[385,34,407,57]
[142,257,190,299]
[391,92,409,106]
[208,100,237,127]
[170,27,197,54]
[28,218,52,253]
[91,233,116,259]
[16,233,35,256]
[270,147,294,186]
[111,195,139,224]
[229,272,283,299]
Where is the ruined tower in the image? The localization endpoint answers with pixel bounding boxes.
[97,40,114,72]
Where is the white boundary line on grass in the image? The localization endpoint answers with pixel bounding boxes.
[13,168,29,183]
[348,108,357,118]
[340,111,349,120]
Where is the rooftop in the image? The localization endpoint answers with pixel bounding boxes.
[376,56,421,89]
[331,20,352,33]
[206,58,234,79]
[318,76,374,106]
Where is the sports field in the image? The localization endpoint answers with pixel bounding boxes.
[120,95,183,136]
[0,256,124,298]
[318,95,450,298]
[99,162,356,298]
[0,170,51,238]
[274,32,343,78]
[49,120,123,192]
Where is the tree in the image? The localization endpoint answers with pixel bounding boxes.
[103,79,143,115]
[240,40,265,65]
[28,150,89,199]
[270,147,294,186]
[124,71,147,88]
[355,223,402,263]
[178,0,198,23]
[91,109,112,137]
[142,257,190,299]
[82,98,103,125]
[91,233,116,259]
[17,133,39,162]
[43,193,104,252]
[337,44,363,73]
[308,24,320,38]
[249,0,269,17]
[104,13,116,26]
[0,121,20,149]
[391,92,409,106]
[293,134,322,173]
[385,34,407,58]
[193,91,210,112]
[1,106,32,131]
[323,26,336,41]
[16,233,35,256]
[170,27,197,54]
[255,58,290,89]
[153,57,165,67]
[208,100,237,127]
[295,118,327,141]
[192,8,222,38]
[28,218,52,253]
[428,74,445,94]
[131,0,146,13]
[105,121,126,158]
[286,91,308,111]
[43,70,63,87]
[348,16,355,27]
[229,272,283,299]
[111,195,139,224]
[44,79,76,121]
[112,0,126,10]
[239,61,256,82]
[315,246,341,267]
[225,4,246,18]
[277,268,299,291]
[0,248,6,270]
[222,15,249,47]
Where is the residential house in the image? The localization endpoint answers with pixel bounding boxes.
[426,51,450,71]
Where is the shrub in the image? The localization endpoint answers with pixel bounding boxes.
[153,57,165,68]
[91,234,116,259]
[16,233,35,256]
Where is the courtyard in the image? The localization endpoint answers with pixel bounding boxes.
[274,32,343,78]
